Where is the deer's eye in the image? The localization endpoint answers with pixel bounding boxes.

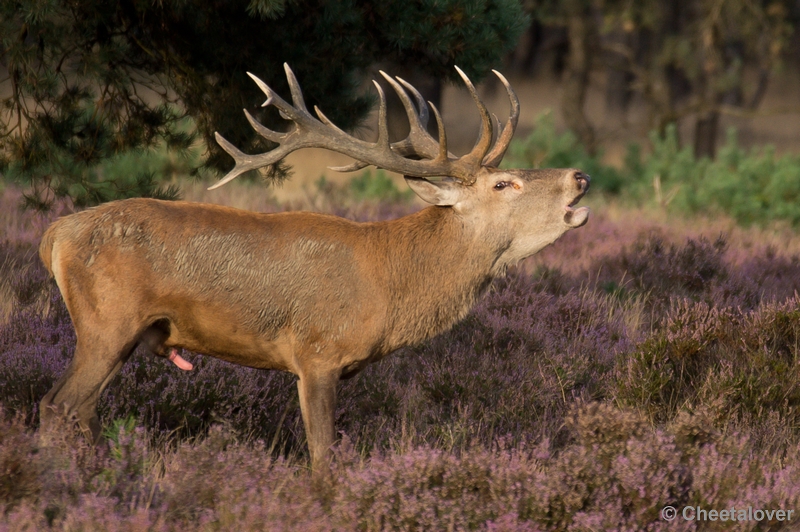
[494,181,511,190]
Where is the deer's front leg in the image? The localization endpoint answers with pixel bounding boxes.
[297,368,339,473]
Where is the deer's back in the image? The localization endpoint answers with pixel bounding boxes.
[44,198,387,346]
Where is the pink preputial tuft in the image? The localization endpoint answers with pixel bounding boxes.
[168,349,194,371]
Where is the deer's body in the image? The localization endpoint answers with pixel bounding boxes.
[39,65,589,472]
[41,197,501,373]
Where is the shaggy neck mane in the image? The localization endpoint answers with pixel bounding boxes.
[372,206,505,350]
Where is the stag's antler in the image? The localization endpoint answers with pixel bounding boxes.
[211,63,519,190]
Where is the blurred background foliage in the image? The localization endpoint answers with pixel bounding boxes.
[507,113,800,227]
[523,0,794,157]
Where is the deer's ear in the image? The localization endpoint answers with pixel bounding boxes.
[404,176,465,206]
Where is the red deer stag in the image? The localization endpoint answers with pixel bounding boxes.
[39,64,589,471]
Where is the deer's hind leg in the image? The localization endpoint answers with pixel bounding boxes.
[40,322,139,443]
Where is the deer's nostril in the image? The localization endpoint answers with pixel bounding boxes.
[574,172,590,191]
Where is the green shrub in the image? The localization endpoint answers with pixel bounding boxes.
[616,297,800,426]
[510,115,800,227]
[633,127,800,226]
[347,170,414,203]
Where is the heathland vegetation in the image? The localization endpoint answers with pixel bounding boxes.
[2,126,800,529]
[4,0,800,527]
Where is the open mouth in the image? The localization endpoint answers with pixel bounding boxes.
[566,194,585,209]
[564,172,590,227]
[564,202,590,227]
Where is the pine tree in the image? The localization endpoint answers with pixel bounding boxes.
[0,0,527,209]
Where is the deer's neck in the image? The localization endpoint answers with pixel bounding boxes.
[375,206,507,349]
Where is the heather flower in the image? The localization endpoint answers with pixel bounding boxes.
[2,190,800,529]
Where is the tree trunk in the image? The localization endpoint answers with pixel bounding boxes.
[693,110,719,159]
[561,0,596,153]
[508,20,544,75]
[604,30,634,117]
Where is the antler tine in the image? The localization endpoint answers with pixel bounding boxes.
[482,69,520,167]
[454,66,493,170]
[327,160,370,173]
[244,108,283,143]
[210,131,294,190]
[396,76,429,129]
[379,72,423,127]
[313,105,349,136]
[247,71,273,106]
[428,101,448,162]
[211,107,302,190]
[373,81,391,149]
[329,73,441,173]
[283,63,309,113]
[246,72,304,123]
[379,72,439,160]
[491,113,502,142]
[211,133,251,189]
